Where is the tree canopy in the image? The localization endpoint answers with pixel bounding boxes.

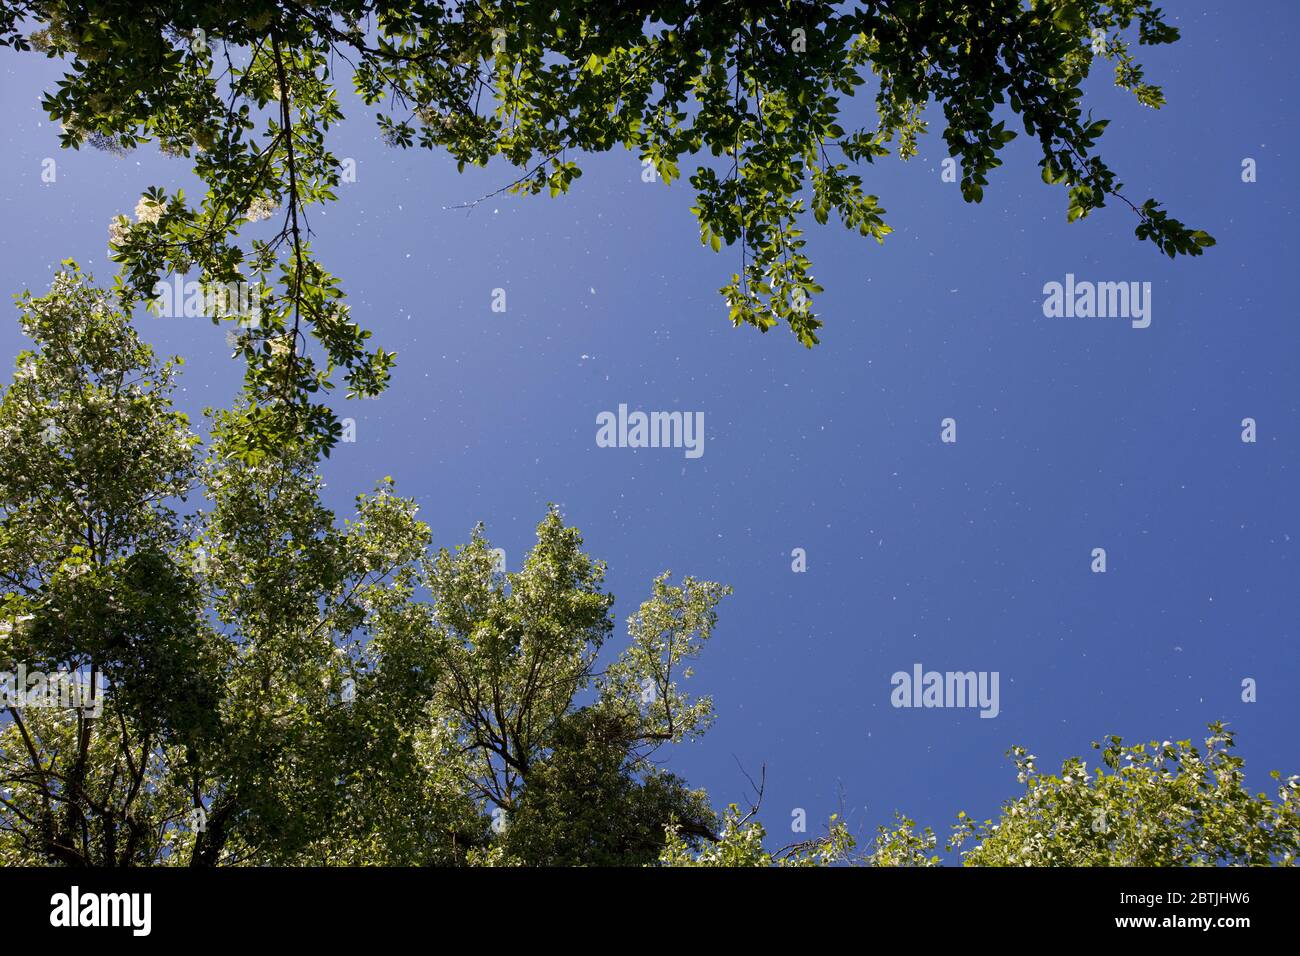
[663,723,1300,867]
[2,6,1275,871]
[1,0,1213,458]
[1,277,1292,867]
[0,268,724,865]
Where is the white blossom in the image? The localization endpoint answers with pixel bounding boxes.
[108,214,131,245]
[134,196,164,225]
[244,196,278,223]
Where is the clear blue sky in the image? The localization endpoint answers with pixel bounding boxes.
[1,4,1296,852]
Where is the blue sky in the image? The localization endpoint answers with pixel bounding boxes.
[1,4,1296,852]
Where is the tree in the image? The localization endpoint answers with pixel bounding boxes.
[660,723,1300,866]
[6,275,1290,869]
[185,415,471,865]
[0,268,728,865]
[951,722,1300,866]
[1,1,1213,457]
[419,532,727,865]
[0,265,218,865]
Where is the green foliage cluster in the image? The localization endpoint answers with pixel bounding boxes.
[662,723,1300,867]
[0,0,1212,457]
[2,276,1293,867]
[0,4,1262,870]
[0,269,723,865]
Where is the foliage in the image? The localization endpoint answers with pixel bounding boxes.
[423,532,728,864]
[0,270,726,865]
[0,1,1213,456]
[951,722,1300,866]
[661,722,1300,867]
[4,276,1288,868]
[661,806,933,867]
[0,266,216,865]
